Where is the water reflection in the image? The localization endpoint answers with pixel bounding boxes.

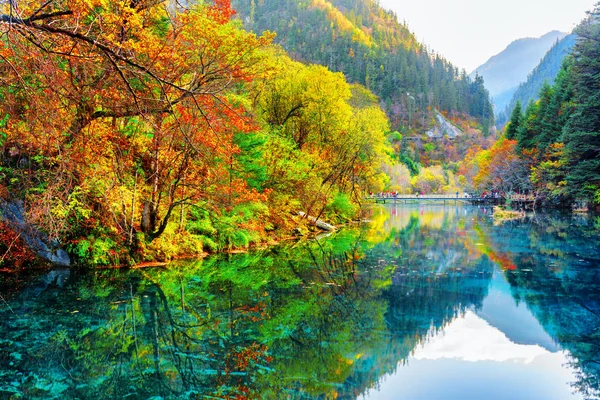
[0,206,599,399]
[366,310,580,400]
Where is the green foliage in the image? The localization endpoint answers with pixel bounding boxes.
[151,15,171,38]
[69,233,121,267]
[423,143,435,153]
[234,131,268,191]
[563,6,600,203]
[188,202,269,251]
[0,114,8,146]
[399,153,419,176]
[387,131,402,142]
[185,207,220,253]
[516,100,539,152]
[505,100,522,140]
[231,0,493,129]
[325,192,358,222]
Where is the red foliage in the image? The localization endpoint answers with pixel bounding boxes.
[209,0,236,24]
[488,251,517,271]
[0,222,36,271]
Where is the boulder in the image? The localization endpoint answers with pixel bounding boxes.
[0,200,70,266]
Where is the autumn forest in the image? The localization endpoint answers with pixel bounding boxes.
[0,0,599,269]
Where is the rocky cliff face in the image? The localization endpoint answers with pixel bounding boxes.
[426,113,462,139]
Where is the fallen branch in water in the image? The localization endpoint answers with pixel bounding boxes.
[298,212,336,232]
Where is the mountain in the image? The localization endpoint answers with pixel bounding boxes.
[231,0,494,132]
[471,31,567,114]
[500,34,577,125]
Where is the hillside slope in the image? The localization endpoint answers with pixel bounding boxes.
[232,0,494,132]
[471,31,567,113]
[500,34,576,124]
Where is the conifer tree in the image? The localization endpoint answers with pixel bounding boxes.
[516,100,539,151]
[535,82,555,153]
[505,100,523,140]
[563,5,600,203]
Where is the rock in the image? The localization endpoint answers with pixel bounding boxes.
[426,113,462,139]
[0,200,71,266]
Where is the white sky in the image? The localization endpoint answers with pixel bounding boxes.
[378,0,597,72]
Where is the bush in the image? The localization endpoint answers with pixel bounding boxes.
[187,202,269,251]
[325,193,358,222]
[69,233,124,267]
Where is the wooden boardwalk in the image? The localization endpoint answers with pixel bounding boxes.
[368,195,503,206]
[368,194,536,208]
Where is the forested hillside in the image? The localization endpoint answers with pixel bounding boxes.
[231,0,494,133]
[460,5,600,208]
[499,34,576,125]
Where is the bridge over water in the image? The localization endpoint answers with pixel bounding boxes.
[368,195,502,206]
[368,194,536,208]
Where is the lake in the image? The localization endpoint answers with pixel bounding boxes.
[1,205,600,399]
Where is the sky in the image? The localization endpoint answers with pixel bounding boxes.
[378,0,597,72]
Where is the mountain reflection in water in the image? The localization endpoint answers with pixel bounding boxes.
[1,205,599,399]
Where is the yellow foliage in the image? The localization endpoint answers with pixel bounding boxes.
[384,163,412,193]
[411,166,447,194]
[310,0,372,47]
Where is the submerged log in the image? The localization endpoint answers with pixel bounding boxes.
[298,212,336,232]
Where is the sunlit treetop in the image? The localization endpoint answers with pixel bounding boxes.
[0,0,273,135]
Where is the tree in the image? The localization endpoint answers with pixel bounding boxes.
[505,100,523,140]
[563,4,600,204]
[464,139,532,194]
[516,100,540,152]
[531,143,568,203]
[0,1,272,248]
[252,54,391,223]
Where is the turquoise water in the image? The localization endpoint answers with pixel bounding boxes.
[1,205,599,399]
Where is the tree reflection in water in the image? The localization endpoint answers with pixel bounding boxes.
[0,207,599,399]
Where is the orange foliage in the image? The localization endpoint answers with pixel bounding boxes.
[209,0,237,23]
[0,0,273,243]
[487,251,517,271]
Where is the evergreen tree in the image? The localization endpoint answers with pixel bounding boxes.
[505,100,523,139]
[516,100,539,152]
[563,5,600,203]
[535,82,555,152]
